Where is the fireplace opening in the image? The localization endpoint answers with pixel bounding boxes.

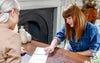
[18,8,54,44]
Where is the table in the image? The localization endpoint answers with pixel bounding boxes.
[22,40,90,63]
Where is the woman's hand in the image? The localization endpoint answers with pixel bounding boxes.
[21,47,27,54]
[44,39,59,54]
[44,46,55,54]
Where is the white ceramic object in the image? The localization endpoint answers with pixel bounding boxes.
[26,31,32,42]
[19,26,29,43]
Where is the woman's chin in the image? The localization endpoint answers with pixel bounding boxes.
[70,25,73,28]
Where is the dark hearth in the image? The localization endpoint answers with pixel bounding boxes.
[18,8,54,44]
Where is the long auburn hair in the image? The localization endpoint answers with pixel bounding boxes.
[62,4,87,42]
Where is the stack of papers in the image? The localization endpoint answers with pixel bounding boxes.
[29,47,49,63]
[21,54,31,63]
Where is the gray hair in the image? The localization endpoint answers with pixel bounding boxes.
[0,0,20,23]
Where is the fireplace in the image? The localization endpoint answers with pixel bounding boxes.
[18,0,66,44]
[18,8,54,44]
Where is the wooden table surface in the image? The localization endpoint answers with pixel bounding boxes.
[22,40,90,63]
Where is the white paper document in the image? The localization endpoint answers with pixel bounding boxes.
[21,54,31,63]
[29,47,48,63]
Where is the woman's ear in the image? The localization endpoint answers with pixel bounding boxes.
[9,9,16,17]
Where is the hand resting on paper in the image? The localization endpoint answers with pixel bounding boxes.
[44,46,55,54]
[44,39,58,54]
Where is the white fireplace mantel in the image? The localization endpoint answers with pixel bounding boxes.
[19,0,63,10]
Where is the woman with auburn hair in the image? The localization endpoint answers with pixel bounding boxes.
[44,4,100,57]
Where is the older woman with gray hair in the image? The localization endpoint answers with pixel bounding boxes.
[0,0,21,63]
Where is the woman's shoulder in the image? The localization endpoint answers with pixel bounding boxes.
[7,30,21,42]
[4,28,19,36]
[3,30,21,49]
[0,28,20,43]
[86,22,99,35]
[0,29,21,50]
[86,22,97,30]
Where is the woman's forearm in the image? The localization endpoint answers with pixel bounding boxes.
[50,39,59,49]
[77,50,93,56]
